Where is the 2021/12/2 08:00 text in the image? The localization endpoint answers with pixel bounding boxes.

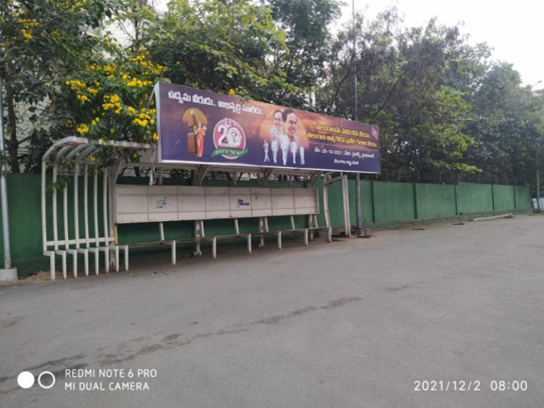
[414,380,528,392]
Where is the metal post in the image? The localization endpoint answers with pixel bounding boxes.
[537,149,541,212]
[352,0,362,236]
[0,77,16,281]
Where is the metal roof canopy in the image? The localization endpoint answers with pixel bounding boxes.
[42,137,327,179]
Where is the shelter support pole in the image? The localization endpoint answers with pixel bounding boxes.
[102,169,110,273]
[93,169,100,275]
[258,217,265,248]
[342,175,352,238]
[194,220,203,256]
[78,164,90,276]
[64,182,76,278]
[356,173,362,235]
[0,76,17,281]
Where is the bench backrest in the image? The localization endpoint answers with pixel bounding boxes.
[115,185,319,224]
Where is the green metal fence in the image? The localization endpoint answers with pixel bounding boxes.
[0,174,533,276]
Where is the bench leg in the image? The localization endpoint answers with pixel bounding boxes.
[327,227,332,243]
[212,237,217,258]
[304,229,309,246]
[247,234,252,254]
[61,251,67,280]
[277,231,282,249]
[84,250,89,276]
[115,246,120,272]
[94,249,99,275]
[171,241,177,265]
[49,253,55,281]
[71,251,78,278]
[104,248,110,273]
[124,246,129,271]
[194,239,202,257]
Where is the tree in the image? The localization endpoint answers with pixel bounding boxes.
[0,0,120,173]
[143,0,293,102]
[265,0,341,108]
[464,63,544,184]
[319,10,480,180]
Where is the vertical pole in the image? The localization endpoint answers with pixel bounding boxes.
[63,184,69,250]
[352,0,362,236]
[491,184,496,213]
[0,77,13,273]
[93,169,99,247]
[93,168,100,275]
[343,176,352,238]
[53,166,58,250]
[537,149,541,212]
[41,160,47,252]
[74,164,80,249]
[323,183,331,229]
[413,183,418,220]
[84,165,89,247]
[103,169,110,272]
[454,184,459,216]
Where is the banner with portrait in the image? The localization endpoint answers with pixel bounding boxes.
[155,82,380,173]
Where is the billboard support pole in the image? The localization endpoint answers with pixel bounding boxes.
[352,0,362,236]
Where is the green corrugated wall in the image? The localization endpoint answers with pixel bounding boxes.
[457,182,494,214]
[373,181,416,223]
[415,183,457,219]
[0,174,533,276]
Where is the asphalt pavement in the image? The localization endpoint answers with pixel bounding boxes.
[1,214,543,408]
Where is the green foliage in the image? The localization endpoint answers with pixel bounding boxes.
[0,0,542,187]
[0,0,122,172]
[143,0,293,102]
[318,8,543,183]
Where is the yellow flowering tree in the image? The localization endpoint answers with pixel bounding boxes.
[55,43,166,166]
[0,0,121,173]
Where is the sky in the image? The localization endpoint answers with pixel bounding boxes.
[345,0,544,90]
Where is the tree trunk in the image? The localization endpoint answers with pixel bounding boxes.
[5,82,19,173]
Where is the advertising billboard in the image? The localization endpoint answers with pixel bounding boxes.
[156,82,380,173]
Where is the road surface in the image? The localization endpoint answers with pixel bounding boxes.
[1,215,543,408]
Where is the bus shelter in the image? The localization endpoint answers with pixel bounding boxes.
[40,83,380,280]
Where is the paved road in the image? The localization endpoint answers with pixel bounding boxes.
[1,215,543,408]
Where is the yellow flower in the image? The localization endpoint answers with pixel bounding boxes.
[110,128,115,134]
[152,133,159,142]
[76,124,89,135]
[21,29,33,42]
[90,156,96,162]
[228,89,236,96]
